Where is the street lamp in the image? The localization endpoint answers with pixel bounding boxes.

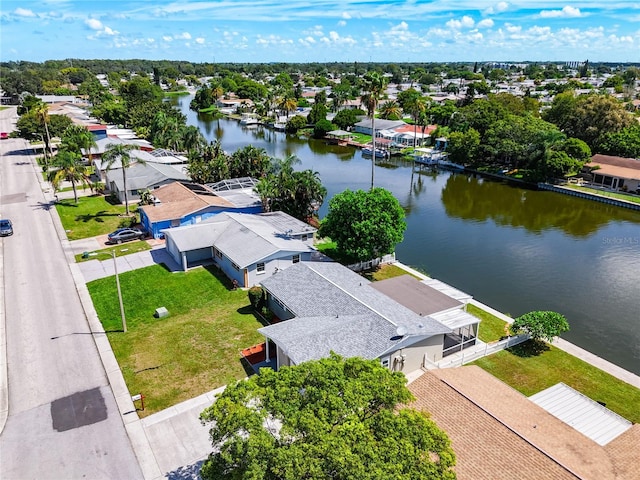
[112,250,127,332]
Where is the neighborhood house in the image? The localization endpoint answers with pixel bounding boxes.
[257,262,480,372]
[162,210,318,287]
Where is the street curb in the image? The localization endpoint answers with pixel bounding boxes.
[41,163,162,478]
[0,200,8,436]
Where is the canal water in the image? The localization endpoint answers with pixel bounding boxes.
[174,96,640,375]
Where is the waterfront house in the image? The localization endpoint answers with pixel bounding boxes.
[584,154,640,193]
[257,262,479,372]
[353,118,407,136]
[162,211,317,286]
[139,178,262,239]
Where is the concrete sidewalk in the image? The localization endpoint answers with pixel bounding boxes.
[75,245,182,282]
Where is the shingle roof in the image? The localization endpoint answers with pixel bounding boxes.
[106,162,189,191]
[259,263,450,362]
[163,212,315,267]
[409,367,639,480]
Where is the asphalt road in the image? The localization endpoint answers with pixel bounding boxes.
[0,107,142,479]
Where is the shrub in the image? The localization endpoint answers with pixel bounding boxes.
[248,286,264,310]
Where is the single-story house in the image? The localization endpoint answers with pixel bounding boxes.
[257,263,479,372]
[410,366,638,480]
[139,179,262,239]
[103,162,190,204]
[353,118,407,136]
[584,154,640,193]
[162,211,318,287]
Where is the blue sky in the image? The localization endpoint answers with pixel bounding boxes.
[1,1,639,63]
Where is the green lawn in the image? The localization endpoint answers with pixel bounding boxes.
[87,264,264,416]
[472,343,640,423]
[362,263,421,282]
[565,184,640,204]
[55,195,130,240]
[74,240,151,263]
[467,304,509,343]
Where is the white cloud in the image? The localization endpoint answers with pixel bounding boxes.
[196,37,205,44]
[485,2,509,15]
[342,12,351,20]
[337,20,346,27]
[391,21,409,32]
[85,18,103,30]
[461,16,475,28]
[162,35,172,42]
[478,19,494,28]
[103,26,115,36]
[14,8,36,17]
[447,16,474,30]
[505,23,521,33]
[540,6,582,18]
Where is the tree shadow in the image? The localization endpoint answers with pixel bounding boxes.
[507,339,550,357]
[203,264,236,290]
[74,210,121,223]
[165,459,205,480]
[31,201,55,211]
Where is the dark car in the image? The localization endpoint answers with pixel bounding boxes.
[107,227,146,244]
[0,219,13,236]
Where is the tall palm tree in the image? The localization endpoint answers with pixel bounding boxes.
[360,71,388,189]
[61,124,97,163]
[34,103,53,165]
[278,95,298,119]
[48,150,93,203]
[102,143,143,215]
[404,96,427,149]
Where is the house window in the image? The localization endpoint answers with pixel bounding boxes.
[214,248,222,259]
[257,262,265,274]
[380,357,390,369]
[301,234,308,241]
[292,254,300,264]
[232,262,240,271]
[170,219,180,227]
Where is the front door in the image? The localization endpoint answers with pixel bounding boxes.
[612,177,619,190]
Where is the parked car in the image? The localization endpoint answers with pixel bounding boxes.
[107,227,146,244]
[0,219,13,236]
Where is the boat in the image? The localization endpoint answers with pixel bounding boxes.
[240,113,261,126]
[362,146,389,158]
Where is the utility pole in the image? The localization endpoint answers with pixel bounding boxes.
[112,250,127,332]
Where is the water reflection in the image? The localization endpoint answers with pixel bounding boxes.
[441,174,640,237]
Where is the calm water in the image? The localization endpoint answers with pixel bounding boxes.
[175,96,640,375]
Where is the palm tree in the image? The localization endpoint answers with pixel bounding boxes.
[379,100,402,120]
[34,103,53,165]
[360,71,388,189]
[61,124,97,163]
[278,95,298,119]
[102,143,143,215]
[404,96,427,149]
[48,150,93,203]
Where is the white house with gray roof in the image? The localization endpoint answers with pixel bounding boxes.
[103,161,190,204]
[162,211,318,287]
[257,262,479,372]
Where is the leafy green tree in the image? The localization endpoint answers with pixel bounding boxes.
[48,150,93,203]
[186,140,229,184]
[509,311,570,343]
[332,109,358,130]
[319,188,406,262]
[285,115,307,133]
[200,354,455,480]
[598,125,640,159]
[102,143,143,215]
[307,102,327,125]
[446,128,480,167]
[229,145,272,179]
[312,119,335,139]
